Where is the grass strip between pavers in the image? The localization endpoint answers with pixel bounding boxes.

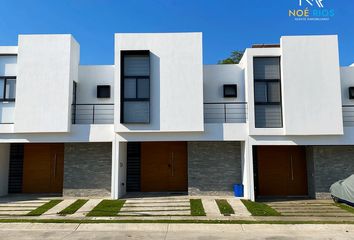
[216,199,235,216]
[241,200,281,216]
[58,199,89,216]
[0,219,354,224]
[26,200,63,216]
[87,200,125,217]
[334,203,354,214]
[190,199,206,216]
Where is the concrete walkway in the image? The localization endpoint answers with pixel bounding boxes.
[1,195,354,223]
[0,223,354,239]
[201,198,223,217]
[71,199,102,218]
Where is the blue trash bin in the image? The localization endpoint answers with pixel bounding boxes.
[233,184,244,197]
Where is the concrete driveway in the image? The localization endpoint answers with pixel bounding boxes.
[0,223,353,240]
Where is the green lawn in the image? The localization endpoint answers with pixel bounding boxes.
[58,199,88,216]
[215,199,235,216]
[241,200,281,216]
[87,200,125,217]
[26,200,63,216]
[190,199,206,216]
[334,203,354,214]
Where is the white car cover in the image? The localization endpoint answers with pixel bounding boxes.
[330,174,354,204]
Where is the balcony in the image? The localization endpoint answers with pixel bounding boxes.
[343,105,354,126]
[72,104,114,124]
[204,102,247,123]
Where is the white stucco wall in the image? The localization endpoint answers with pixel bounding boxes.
[281,35,343,135]
[203,64,245,103]
[114,33,204,132]
[14,35,80,133]
[77,65,114,104]
[0,143,10,196]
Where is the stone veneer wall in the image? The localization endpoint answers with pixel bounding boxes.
[312,146,354,199]
[188,141,242,196]
[63,143,112,197]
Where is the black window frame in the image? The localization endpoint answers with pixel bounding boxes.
[120,50,150,124]
[97,85,111,98]
[253,57,283,128]
[223,84,237,98]
[0,76,16,102]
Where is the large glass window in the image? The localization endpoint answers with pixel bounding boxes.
[121,51,150,123]
[253,57,282,128]
[0,77,16,101]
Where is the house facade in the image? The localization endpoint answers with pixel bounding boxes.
[0,33,353,201]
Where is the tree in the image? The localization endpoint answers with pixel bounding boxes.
[218,50,244,64]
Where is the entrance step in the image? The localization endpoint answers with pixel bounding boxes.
[124,199,189,203]
[0,199,50,216]
[118,210,190,216]
[119,198,191,216]
[0,201,48,206]
[266,200,354,217]
[121,206,189,211]
[275,209,348,213]
[0,210,30,216]
[0,200,49,205]
[281,212,354,217]
[0,207,34,211]
[124,202,189,207]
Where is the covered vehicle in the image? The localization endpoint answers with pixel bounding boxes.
[330,174,354,206]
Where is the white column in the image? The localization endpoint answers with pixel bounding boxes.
[241,140,255,201]
[0,144,10,196]
[111,136,119,199]
[118,142,127,198]
[111,135,127,199]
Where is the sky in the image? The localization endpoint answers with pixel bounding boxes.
[0,0,353,66]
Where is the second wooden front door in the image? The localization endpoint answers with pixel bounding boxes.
[256,146,308,197]
[22,143,64,193]
[141,142,187,192]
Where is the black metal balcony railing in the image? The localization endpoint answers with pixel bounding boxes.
[342,105,354,126]
[72,104,114,124]
[204,102,247,123]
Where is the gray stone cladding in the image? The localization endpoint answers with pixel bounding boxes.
[312,146,354,199]
[188,141,242,196]
[63,143,112,197]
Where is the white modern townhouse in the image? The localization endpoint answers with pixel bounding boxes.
[0,33,353,201]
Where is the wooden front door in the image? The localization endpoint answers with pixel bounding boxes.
[22,144,64,193]
[256,146,308,197]
[141,142,187,192]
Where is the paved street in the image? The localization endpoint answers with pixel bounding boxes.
[0,223,353,240]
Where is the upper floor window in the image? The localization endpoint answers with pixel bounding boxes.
[0,76,16,101]
[253,57,282,128]
[121,51,150,123]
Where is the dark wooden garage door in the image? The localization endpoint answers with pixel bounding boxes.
[22,143,64,193]
[141,142,187,192]
[256,146,308,197]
